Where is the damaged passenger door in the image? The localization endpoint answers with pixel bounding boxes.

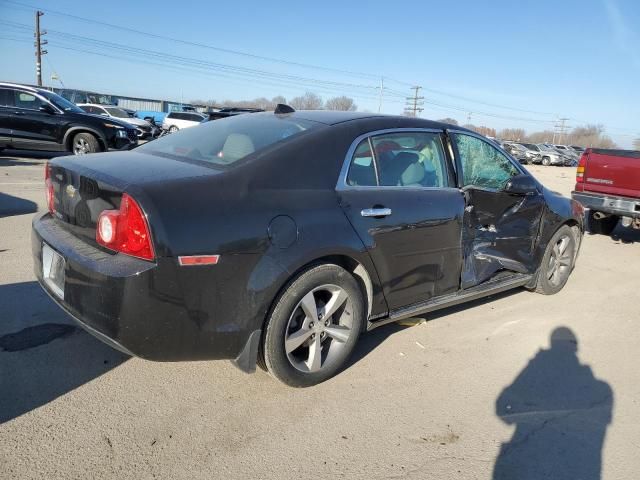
[449,132,545,289]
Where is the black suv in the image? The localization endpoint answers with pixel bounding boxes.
[0,83,137,155]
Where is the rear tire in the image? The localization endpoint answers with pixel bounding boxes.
[72,132,100,155]
[534,225,577,295]
[588,211,618,235]
[262,264,364,387]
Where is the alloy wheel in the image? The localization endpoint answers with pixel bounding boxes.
[74,138,89,155]
[547,234,574,286]
[284,284,354,373]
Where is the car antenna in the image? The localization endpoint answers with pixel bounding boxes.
[274,104,295,115]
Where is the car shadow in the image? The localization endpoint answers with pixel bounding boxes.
[0,281,128,424]
[0,150,67,164]
[493,327,613,479]
[347,288,524,369]
[609,223,640,244]
[0,191,38,217]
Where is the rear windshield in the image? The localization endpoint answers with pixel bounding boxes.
[137,113,321,167]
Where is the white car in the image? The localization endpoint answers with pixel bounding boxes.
[78,104,158,139]
[162,111,206,132]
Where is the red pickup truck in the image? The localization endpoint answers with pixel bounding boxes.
[572,148,640,234]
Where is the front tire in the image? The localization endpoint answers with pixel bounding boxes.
[534,225,577,295]
[588,211,618,235]
[72,132,100,155]
[262,264,364,387]
[169,125,179,133]
[541,156,551,166]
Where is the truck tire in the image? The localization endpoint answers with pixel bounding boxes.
[588,211,618,235]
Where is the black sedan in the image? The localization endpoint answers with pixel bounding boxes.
[33,108,584,387]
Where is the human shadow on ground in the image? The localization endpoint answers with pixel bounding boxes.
[493,327,613,480]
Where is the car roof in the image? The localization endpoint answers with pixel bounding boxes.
[251,110,469,131]
[0,82,50,95]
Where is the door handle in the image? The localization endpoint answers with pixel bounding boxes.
[361,208,392,217]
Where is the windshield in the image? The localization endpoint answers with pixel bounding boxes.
[137,113,321,167]
[104,107,130,119]
[539,145,556,152]
[39,90,84,113]
[520,143,537,150]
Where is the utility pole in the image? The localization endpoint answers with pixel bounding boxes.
[34,10,47,86]
[553,117,570,144]
[467,112,472,124]
[404,86,424,117]
[377,77,384,113]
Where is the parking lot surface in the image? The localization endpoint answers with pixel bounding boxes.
[1,152,639,479]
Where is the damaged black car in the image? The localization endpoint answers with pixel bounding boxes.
[32,107,584,387]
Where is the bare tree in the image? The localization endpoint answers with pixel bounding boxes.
[498,128,526,141]
[289,92,323,110]
[437,117,458,125]
[463,124,496,137]
[272,95,287,107]
[325,96,357,111]
[189,99,217,107]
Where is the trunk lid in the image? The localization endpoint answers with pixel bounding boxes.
[48,151,220,245]
[583,149,640,199]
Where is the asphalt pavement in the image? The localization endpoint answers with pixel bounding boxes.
[1,151,639,479]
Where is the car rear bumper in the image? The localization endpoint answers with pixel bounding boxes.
[571,191,640,218]
[31,213,256,363]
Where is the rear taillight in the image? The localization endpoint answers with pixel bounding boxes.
[45,162,55,214]
[96,193,155,261]
[576,151,588,184]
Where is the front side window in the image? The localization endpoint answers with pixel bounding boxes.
[372,132,449,187]
[14,92,44,110]
[453,133,519,190]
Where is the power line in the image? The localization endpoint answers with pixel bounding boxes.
[1,0,399,84]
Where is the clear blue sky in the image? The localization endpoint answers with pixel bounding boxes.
[0,0,638,146]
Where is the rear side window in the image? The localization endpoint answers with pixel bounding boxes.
[346,131,450,188]
[346,140,377,186]
[372,132,449,187]
[14,92,44,110]
[137,113,320,167]
[0,89,16,107]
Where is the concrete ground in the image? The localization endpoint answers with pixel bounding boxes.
[1,152,638,479]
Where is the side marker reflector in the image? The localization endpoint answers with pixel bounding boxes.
[178,255,220,266]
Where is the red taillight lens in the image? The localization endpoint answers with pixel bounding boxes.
[576,151,588,184]
[45,162,55,214]
[96,193,155,261]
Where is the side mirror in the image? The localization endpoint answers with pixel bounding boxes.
[39,104,56,114]
[504,174,538,195]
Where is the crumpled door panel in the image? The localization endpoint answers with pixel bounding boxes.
[461,189,545,289]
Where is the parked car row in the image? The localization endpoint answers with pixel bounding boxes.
[499,141,583,167]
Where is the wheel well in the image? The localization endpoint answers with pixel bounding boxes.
[562,219,582,254]
[65,130,105,152]
[255,254,376,372]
